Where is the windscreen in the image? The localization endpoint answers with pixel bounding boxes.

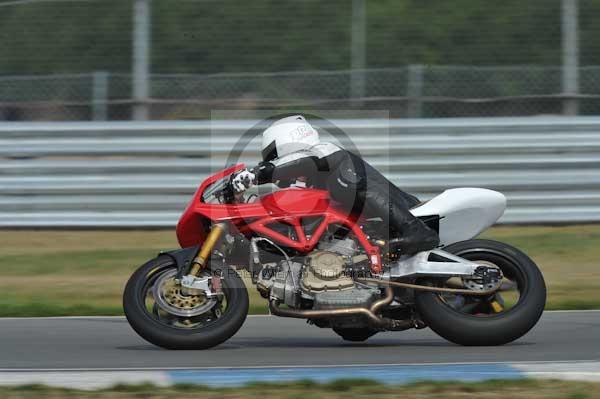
[201,176,230,204]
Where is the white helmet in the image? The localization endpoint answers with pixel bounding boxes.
[261,115,320,162]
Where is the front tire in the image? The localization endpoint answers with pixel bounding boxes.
[415,239,546,346]
[123,256,248,349]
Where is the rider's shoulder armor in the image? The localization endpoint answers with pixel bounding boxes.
[310,142,342,158]
[271,142,342,166]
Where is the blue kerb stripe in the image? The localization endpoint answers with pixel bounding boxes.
[168,364,524,387]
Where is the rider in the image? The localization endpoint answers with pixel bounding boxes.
[230,115,439,255]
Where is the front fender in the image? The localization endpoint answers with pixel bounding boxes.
[159,245,201,279]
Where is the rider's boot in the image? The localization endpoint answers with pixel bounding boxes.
[388,219,440,256]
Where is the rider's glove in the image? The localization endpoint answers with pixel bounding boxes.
[231,169,256,193]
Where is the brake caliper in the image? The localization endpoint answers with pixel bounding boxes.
[181,275,218,298]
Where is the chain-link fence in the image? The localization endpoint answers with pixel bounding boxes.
[0,0,599,120]
[2,67,600,120]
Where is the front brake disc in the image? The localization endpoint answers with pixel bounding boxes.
[153,269,218,317]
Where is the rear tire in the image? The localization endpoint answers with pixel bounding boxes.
[415,239,546,346]
[123,256,248,349]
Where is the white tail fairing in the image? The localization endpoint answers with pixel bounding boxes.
[410,188,506,246]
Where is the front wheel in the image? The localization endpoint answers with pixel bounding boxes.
[123,256,248,349]
[415,239,546,346]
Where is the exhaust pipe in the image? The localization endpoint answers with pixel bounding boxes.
[268,286,413,330]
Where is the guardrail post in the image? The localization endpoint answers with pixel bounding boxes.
[350,0,366,104]
[92,71,109,121]
[407,64,424,118]
[132,0,151,120]
[562,0,579,116]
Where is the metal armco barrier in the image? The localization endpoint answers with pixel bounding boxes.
[1,117,600,227]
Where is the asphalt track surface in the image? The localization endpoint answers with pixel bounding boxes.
[1,311,599,370]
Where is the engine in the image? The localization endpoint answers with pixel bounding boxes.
[257,237,380,311]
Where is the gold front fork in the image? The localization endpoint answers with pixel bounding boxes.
[189,223,227,276]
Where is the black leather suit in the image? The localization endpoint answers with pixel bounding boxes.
[251,142,439,255]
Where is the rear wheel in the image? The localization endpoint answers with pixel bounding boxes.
[123,256,248,349]
[415,239,546,346]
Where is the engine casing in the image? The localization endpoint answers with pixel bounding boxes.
[301,251,354,292]
[261,249,378,310]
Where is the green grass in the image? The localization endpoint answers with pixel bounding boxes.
[0,225,599,317]
[2,379,600,398]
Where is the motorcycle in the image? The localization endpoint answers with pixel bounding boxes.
[123,164,546,349]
